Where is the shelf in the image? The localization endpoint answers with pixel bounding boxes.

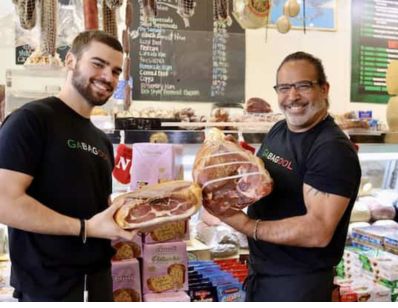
[6,68,66,78]
[107,129,395,144]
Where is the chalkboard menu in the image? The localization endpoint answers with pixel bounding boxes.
[351,0,398,104]
[130,0,245,103]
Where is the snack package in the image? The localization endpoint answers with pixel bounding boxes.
[111,259,142,302]
[112,233,142,260]
[130,143,183,191]
[143,219,189,243]
[143,291,190,302]
[142,241,188,294]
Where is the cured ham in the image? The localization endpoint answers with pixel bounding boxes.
[113,181,202,229]
[193,128,273,217]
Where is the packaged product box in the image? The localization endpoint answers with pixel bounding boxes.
[384,232,398,249]
[335,276,392,302]
[189,284,218,302]
[111,259,142,302]
[111,233,142,260]
[186,239,211,261]
[214,281,243,302]
[143,291,190,302]
[142,241,188,294]
[130,143,183,191]
[143,220,189,244]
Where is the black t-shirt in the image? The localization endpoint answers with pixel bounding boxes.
[247,115,361,276]
[0,97,115,298]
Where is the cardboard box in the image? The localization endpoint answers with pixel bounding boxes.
[112,233,143,260]
[130,143,183,191]
[186,239,211,261]
[143,291,190,302]
[144,220,189,244]
[142,241,188,294]
[111,259,142,302]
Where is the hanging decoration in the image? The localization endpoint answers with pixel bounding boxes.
[232,0,271,29]
[275,14,290,33]
[275,0,302,34]
[283,0,300,18]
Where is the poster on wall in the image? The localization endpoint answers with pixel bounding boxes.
[270,0,336,31]
[130,0,245,103]
[351,0,398,104]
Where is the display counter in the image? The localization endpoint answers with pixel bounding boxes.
[107,129,397,144]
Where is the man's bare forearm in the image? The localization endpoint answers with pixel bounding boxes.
[0,194,80,236]
[255,215,329,247]
[221,211,330,248]
[220,185,347,248]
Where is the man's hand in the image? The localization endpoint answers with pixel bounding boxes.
[209,209,253,236]
[86,201,138,242]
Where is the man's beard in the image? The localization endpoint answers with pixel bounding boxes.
[71,66,113,107]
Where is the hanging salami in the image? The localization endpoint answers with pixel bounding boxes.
[83,0,99,30]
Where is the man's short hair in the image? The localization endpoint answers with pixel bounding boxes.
[69,30,123,60]
[277,51,328,86]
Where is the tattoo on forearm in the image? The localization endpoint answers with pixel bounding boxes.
[307,187,330,198]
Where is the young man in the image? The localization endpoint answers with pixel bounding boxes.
[0,31,136,301]
[216,52,361,301]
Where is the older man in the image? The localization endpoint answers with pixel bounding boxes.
[216,52,361,301]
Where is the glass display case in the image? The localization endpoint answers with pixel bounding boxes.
[357,143,398,191]
[4,68,116,130]
[5,68,66,117]
[109,130,398,193]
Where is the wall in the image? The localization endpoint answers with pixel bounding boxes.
[245,0,386,123]
[0,1,388,124]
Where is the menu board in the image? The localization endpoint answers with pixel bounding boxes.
[130,0,245,103]
[351,0,398,104]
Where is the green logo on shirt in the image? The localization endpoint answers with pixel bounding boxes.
[260,147,293,171]
[67,139,110,161]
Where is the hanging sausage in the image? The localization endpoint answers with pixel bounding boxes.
[102,0,118,38]
[105,0,123,10]
[122,0,133,111]
[39,0,57,57]
[14,0,37,30]
[23,0,63,68]
[83,0,99,30]
[177,0,196,28]
[214,0,232,27]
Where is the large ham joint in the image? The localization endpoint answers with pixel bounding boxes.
[193,128,273,217]
[113,181,202,229]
